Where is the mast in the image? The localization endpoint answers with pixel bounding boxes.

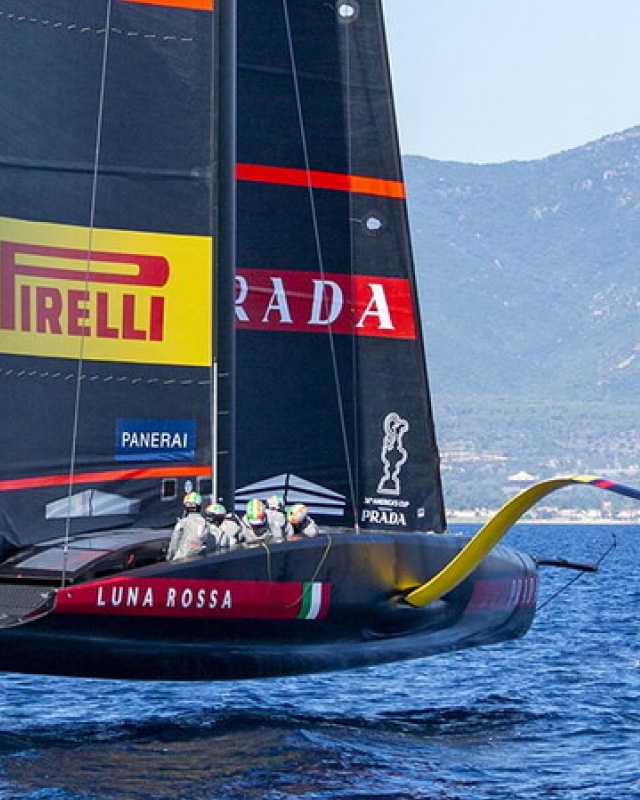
[213,0,237,509]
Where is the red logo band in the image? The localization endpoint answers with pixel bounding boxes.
[235,269,417,340]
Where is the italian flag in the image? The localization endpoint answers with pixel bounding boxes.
[297,582,331,620]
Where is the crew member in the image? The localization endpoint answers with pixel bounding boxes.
[167,491,214,560]
[287,503,319,538]
[239,498,273,544]
[265,494,291,541]
[203,502,242,550]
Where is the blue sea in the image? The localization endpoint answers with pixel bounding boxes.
[0,524,638,800]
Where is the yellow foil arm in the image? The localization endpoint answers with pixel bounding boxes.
[404,474,640,608]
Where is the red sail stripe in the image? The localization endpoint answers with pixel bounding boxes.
[0,466,211,493]
[236,164,406,199]
[121,0,214,10]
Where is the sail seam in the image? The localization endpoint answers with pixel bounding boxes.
[0,11,195,43]
[0,369,209,385]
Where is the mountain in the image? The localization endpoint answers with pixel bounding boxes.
[403,127,640,510]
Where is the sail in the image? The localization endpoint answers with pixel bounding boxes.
[0,0,444,553]
[0,0,216,549]
[234,0,445,532]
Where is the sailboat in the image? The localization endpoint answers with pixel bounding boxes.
[0,0,637,681]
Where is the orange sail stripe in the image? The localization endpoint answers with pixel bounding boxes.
[121,0,214,10]
[236,164,406,199]
[0,466,211,493]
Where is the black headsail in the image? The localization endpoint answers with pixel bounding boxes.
[0,0,220,551]
[234,0,445,532]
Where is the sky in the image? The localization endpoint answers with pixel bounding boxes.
[382,0,640,164]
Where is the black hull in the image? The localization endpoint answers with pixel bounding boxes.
[0,531,537,681]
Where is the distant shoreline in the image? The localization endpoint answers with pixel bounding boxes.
[447,515,640,525]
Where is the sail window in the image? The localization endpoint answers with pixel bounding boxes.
[337,1,359,22]
[197,477,213,498]
[161,479,178,502]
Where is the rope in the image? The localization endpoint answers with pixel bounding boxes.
[537,530,618,612]
[61,0,114,587]
[282,531,334,611]
[281,0,360,530]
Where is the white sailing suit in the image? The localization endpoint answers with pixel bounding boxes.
[211,514,243,550]
[167,513,215,560]
[265,508,292,541]
[290,516,319,538]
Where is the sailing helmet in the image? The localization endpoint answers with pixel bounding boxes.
[246,498,266,527]
[183,491,202,512]
[266,494,285,512]
[287,503,308,526]
[204,502,226,524]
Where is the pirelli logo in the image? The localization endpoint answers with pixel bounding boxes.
[1,243,168,342]
[0,217,211,366]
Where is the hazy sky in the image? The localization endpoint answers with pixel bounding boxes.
[383,0,640,164]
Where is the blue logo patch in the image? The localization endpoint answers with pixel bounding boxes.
[116,419,196,462]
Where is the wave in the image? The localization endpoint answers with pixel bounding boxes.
[0,694,555,754]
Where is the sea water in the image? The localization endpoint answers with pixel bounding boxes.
[0,524,637,800]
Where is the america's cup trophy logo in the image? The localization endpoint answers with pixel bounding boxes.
[376,413,409,496]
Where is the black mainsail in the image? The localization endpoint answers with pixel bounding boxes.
[234,0,444,532]
[0,0,215,550]
[0,0,444,549]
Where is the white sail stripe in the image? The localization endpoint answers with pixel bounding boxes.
[236,474,346,503]
[286,491,345,505]
[305,506,344,516]
[288,475,346,500]
[235,474,289,495]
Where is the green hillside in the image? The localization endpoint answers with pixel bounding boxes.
[404,128,640,512]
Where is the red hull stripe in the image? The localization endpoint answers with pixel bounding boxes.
[121,0,214,10]
[466,575,539,613]
[0,466,211,493]
[54,577,332,620]
[236,164,406,199]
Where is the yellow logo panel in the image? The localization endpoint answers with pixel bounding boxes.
[0,216,212,367]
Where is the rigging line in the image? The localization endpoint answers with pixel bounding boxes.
[281,0,360,530]
[306,531,333,583]
[537,531,617,613]
[62,0,114,588]
[209,3,217,504]
[258,539,273,581]
[282,533,334,610]
[339,7,360,534]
